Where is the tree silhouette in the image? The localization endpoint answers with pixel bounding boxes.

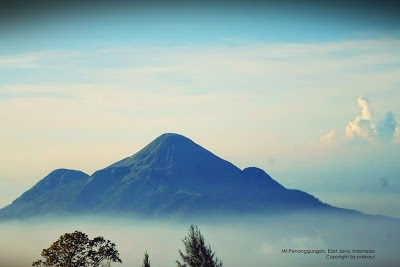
[176,225,223,267]
[32,230,122,267]
[142,251,151,267]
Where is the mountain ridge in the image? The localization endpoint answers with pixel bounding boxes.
[0,133,358,220]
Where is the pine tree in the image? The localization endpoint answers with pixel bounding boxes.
[142,251,151,267]
[176,225,223,267]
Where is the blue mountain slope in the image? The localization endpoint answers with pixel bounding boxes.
[0,133,340,219]
[0,169,89,219]
[75,133,329,216]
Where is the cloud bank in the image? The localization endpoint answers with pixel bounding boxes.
[345,97,376,141]
[322,97,399,144]
[320,129,336,144]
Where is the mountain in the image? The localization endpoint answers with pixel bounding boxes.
[0,169,89,219]
[0,133,348,220]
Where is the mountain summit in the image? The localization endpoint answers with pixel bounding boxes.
[0,133,336,219]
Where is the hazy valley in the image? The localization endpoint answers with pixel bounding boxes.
[1,213,399,267]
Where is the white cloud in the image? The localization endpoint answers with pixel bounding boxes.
[345,97,376,141]
[320,97,399,144]
[357,97,372,120]
[320,129,336,144]
[394,124,400,144]
[2,39,400,96]
[0,50,81,70]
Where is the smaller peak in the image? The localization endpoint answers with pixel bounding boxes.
[243,167,271,178]
[243,167,266,173]
[47,168,87,176]
[243,167,285,189]
[48,168,72,174]
[44,169,89,184]
[45,169,74,178]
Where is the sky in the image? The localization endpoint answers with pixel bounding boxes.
[1,0,400,216]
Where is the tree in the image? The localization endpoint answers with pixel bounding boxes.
[32,230,122,267]
[176,225,223,267]
[142,251,151,267]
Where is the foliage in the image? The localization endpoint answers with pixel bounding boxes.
[32,230,122,267]
[142,251,151,267]
[176,225,223,267]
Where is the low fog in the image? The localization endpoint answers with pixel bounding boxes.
[1,213,399,267]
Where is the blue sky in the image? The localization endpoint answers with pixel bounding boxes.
[2,1,400,53]
[1,1,400,216]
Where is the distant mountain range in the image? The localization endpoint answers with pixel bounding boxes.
[0,133,358,220]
